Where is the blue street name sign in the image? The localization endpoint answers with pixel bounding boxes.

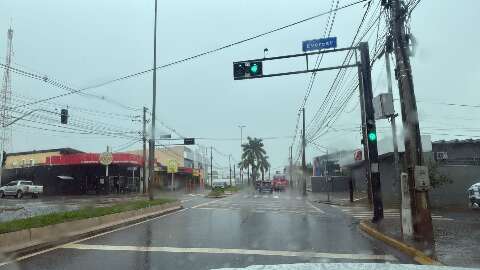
[302,37,337,52]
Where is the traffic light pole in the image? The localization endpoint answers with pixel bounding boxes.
[142,107,147,194]
[359,42,384,222]
[234,42,384,222]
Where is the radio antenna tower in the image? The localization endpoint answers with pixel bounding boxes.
[1,27,14,158]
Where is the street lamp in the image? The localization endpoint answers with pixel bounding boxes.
[148,0,158,201]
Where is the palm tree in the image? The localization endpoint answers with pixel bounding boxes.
[258,155,270,181]
[241,137,267,184]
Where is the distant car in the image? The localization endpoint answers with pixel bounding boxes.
[212,181,227,189]
[0,180,44,199]
[258,181,273,193]
[468,182,480,208]
[272,174,288,191]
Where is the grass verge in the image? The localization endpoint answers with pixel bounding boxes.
[225,186,241,193]
[0,198,175,234]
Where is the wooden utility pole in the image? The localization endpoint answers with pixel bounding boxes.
[386,0,433,241]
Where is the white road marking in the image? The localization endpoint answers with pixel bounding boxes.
[273,195,279,199]
[191,197,227,209]
[306,200,325,214]
[62,243,397,261]
[0,208,187,267]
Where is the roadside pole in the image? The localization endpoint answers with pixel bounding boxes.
[289,146,293,188]
[142,107,147,194]
[148,0,159,201]
[301,108,307,196]
[210,146,213,187]
[229,155,232,186]
[326,149,330,202]
[387,0,433,241]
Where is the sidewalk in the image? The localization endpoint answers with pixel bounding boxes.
[368,209,480,268]
[319,191,480,268]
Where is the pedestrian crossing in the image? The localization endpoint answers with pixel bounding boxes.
[334,205,454,221]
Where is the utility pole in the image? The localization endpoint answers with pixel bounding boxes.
[359,42,384,222]
[229,155,232,186]
[210,146,213,187]
[301,108,307,196]
[384,45,402,206]
[325,149,330,202]
[233,163,236,184]
[0,28,13,187]
[289,146,293,187]
[147,0,159,201]
[386,0,433,241]
[238,125,246,184]
[142,107,147,194]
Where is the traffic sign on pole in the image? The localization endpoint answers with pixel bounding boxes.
[302,37,337,52]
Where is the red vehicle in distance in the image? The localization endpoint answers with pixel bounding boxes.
[272,174,288,191]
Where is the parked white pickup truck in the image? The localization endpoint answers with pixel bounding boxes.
[0,180,43,199]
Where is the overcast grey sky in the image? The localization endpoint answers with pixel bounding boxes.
[1,0,479,171]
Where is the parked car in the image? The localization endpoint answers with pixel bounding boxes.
[258,181,273,193]
[272,174,288,191]
[468,182,480,208]
[0,180,44,199]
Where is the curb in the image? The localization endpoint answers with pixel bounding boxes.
[1,202,183,258]
[359,221,442,265]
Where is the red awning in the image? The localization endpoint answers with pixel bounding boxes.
[46,153,143,166]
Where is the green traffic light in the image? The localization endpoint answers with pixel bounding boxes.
[368,131,377,142]
[250,64,258,74]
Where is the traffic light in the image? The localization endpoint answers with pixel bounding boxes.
[233,61,263,79]
[184,138,195,145]
[60,109,68,124]
[368,130,377,142]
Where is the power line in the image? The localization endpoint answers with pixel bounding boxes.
[1,0,368,108]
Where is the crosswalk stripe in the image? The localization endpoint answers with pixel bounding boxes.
[62,243,397,261]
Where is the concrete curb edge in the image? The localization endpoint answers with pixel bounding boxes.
[1,202,183,258]
[359,221,442,265]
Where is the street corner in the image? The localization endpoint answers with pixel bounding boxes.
[359,220,442,266]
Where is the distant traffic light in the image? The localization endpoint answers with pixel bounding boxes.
[60,109,68,124]
[233,61,263,79]
[184,138,195,145]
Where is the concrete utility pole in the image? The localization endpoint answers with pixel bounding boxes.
[289,146,293,187]
[147,0,159,201]
[238,125,246,184]
[301,108,307,196]
[384,46,402,206]
[387,0,433,241]
[229,155,232,186]
[210,146,213,187]
[233,163,236,184]
[142,107,147,194]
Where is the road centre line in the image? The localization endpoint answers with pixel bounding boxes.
[61,243,397,261]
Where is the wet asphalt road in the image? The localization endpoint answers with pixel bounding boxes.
[0,190,411,270]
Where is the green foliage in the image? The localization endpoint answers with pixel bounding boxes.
[0,198,175,234]
[427,159,452,188]
[225,186,241,192]
[240,137,268,183]
[208,189,224,197]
